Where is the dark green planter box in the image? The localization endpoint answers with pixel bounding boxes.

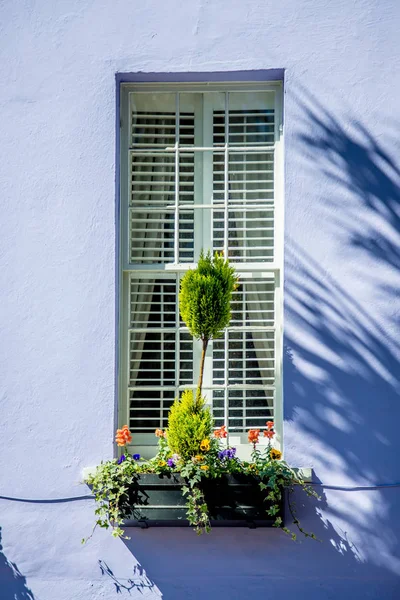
[124,473,284,528]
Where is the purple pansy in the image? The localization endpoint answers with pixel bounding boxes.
[117,455,126,464]
[167,458,175,467]
[218,447,236,461]
[132,454,141,460]
[226,447,236,459]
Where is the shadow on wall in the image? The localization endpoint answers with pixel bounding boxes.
[110,517,396,600]
[0,527,35,600]
[98,558,162,596]
[284,86,400,575]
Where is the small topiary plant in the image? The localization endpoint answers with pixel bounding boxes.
[179,250,237,396]
[167,389,212,461]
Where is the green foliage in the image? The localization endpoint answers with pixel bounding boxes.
[179,250,237,342]
[83,434,320,541]
[181,461,211,534]
[167,389,212,461]
[83,455,141,542]
[249,444,320,539]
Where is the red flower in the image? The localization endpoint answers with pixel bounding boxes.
[266,421,274,430]
[214,425,227,439]
[264,429,275,439]
[248,429,260,444]
[115,425,132,446]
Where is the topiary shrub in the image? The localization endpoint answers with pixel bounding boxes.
[167,389,212,461]
[179,250,237,395]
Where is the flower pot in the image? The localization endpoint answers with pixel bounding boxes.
[124,473,284,528]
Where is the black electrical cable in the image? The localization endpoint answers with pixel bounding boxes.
[1,482,400,503]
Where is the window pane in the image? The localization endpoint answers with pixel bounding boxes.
[130,92,177,147]
[179,210,194,262]
[129,208,175,264]
[129,388,176,431]
[226,330,275,385]
[228,389,274,431]
[129,93,196,265]
[212,91,275,263]
[212,276,276,432]
[227,91,275,145]
[129,150,176,263]
[222,208,274,262]
[128,275,194,433]
[228,151,274,204]
[129,278,176,328]
[231,278,275,327]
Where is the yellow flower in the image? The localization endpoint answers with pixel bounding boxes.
[270,448,282,461]
[194,455,204,462]
[200,439,210,452]
[159,460,167,467]
[200,465,209,471]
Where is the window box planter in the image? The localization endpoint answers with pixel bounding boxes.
[124,472,284,528]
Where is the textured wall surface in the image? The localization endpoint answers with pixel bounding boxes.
[1,1,400,598]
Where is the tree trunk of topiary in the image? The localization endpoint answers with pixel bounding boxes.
[197,337,209,400]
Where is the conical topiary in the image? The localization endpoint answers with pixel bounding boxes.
[167,389,213,461]
[179,250,237,396]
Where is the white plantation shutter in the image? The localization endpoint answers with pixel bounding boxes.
[129,100,195,264]
[212,277,276,431]
[120,84,283,451]
[213,108,275,262]
[128,275,194,431]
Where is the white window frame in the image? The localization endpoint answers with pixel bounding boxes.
[119,81,284,459]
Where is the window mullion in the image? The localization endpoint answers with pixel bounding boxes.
[192,95,204,392]
[175,275,180,408]
[242,286,246,431]
[223,92,229,258]
[224,91,230,438]
[193,95,204,262]
[174,92,180,265]
[224,327,229,442]
[160,330,164,428]
[201,94,214,405]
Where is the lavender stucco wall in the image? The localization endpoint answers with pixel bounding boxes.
[1,1,400,598]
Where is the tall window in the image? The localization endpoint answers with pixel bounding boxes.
[119,83,283,456]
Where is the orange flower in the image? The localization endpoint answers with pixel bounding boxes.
[264,429,275,439]
[248,429,260,444]
[155,429,165,438]
[115,425,132,446]
[214,425,227,439]
[266,421,274,430]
